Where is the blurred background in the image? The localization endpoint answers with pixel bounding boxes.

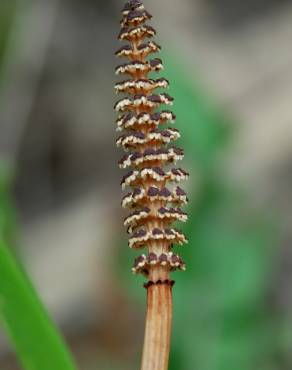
[1,0,292,369]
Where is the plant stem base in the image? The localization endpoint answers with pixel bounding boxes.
[141,284,173,370]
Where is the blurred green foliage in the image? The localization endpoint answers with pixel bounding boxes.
[0,166,16,244]
[164,54,277,370]
[0,121,78,370]
[0,3,78,368]
[119,53,279,370]
[0,168,78,370]
[0,0,17,76]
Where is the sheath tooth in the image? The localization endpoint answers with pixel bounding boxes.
[116,111,176,131]
[118,147,184,169]
[168,168,190,182]
[129,227,188,249]
[122,187,145,208]
[115,44,133,58]
[152,228,165,240]
[129,229,149,248]
[115,58,163,76]
[124,207,151,228]
[114,78,169,94]
[173,186,188,204]
[121,167,189,189]
[157,207,188,223]
[147,252,158,265]
[121,9,152,27]
[159,253,168,266]
[137,41,161,57]
[132,254,147,274]
[172,228,189,245]
[114,94,173,113]
[121,170,139,189]
[122,0,145,15]
[116,129,180,149]
[116,131,145,148]
[115,41,161,59]
[132,252,186,274]
[169,254,186,271]
[140,167,165,182]
[118,25,156,41]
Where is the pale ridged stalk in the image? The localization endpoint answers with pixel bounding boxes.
[141,284,172,370]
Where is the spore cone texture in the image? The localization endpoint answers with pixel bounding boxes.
[115,0,188,283]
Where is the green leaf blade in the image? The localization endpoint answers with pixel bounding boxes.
[0,240,78,370]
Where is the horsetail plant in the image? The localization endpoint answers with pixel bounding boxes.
[114,1,189,369]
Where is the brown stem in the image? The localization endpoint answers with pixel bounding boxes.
[141,283,173,370]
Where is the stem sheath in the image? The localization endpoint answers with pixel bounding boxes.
[141,284,173,370]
